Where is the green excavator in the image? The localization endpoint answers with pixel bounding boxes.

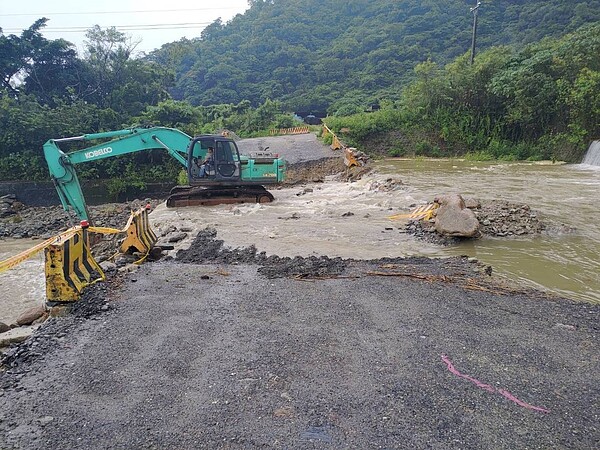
[43,127,286,222]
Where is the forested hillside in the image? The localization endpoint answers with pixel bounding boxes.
[149,0,600,114]
[1,0,599,185]
[325,23,600,162]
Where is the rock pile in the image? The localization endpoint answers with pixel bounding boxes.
[473,200,546,236]
[368,178,404,192]
[283,157,347,185]
[0,195,24,218]
[405,197,559,244]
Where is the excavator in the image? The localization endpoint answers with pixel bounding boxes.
[43,127,286,222]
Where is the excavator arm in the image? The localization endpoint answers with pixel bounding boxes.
[43,127,193,222]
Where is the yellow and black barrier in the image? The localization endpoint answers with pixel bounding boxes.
[119,207,157,254]
[88,207,157,255]
[0,206,157,302]
[45,225,105,302]
[344,148,359,168]
[322,124,344,151]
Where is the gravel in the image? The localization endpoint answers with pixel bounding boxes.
[237,133,334,165]
[0,254,598,449]
[0,200,162,239]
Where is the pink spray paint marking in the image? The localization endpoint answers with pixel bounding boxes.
[441,354,550,414]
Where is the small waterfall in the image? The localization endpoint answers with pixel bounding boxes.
[582,141,600,166]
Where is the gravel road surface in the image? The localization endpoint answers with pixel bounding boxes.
[1,256,598,449]
[237,133,334,165]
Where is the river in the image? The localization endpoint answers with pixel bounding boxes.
[1,158,599,326]
[377,159,600,303]
[0,240,45,325]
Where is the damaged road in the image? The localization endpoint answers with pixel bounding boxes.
[1,231,598,449]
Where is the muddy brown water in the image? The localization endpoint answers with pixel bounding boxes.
[1,158,599,325]
[378,159,600,303]
[0,239,45,324]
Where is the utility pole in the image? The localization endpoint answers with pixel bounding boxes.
[470,1,481,65]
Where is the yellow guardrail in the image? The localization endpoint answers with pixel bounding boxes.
[0,206,157,302]
[389,203,439,221]
[322,124,343,151]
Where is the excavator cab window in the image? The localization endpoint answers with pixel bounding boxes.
[214,140,240,178]
[188,136,240,181]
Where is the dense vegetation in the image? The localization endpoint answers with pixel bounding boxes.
[325,23,600,162]
[0,20,294,186]
[150,0,600,114]
[0,0,599,187]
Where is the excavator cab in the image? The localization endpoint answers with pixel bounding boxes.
[168,133,279,206]
[187,135,241,184]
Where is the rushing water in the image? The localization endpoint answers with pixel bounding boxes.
[0,239,45,325]
[149,158,600,304]
[1,158,599,325]
[582,140,600,166]
[376,159,600,303]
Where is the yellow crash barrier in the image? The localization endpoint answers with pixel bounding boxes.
[331,135,342,151]
[344,148,359,168]
[0,206,158,303]
[44,226,105,302]
[119,207,157,254]
[389,203,439,221]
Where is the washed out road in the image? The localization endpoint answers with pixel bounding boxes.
[1,256,598,449]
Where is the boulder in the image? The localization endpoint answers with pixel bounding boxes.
[0,324,42,346]
[16,305,47,326]
[434,194,480,238]
[0,321,11,333]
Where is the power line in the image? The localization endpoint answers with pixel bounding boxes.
[2,22,214,33]
[0,7,240,17]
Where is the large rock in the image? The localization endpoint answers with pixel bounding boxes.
[434,194,480,238]
[16,305,47,326]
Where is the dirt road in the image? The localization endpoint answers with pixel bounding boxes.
[1,252,598,449]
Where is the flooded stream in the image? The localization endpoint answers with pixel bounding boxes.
[1,158,599,325]
[378,159,600,303]
[0,240,45,324]
[152,158,600,304]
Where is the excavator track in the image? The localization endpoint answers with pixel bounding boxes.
[166,185,274,207]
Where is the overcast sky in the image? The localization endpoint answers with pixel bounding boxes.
[0,0,250,54]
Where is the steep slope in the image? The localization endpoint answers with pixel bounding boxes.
[148,0,600,113]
